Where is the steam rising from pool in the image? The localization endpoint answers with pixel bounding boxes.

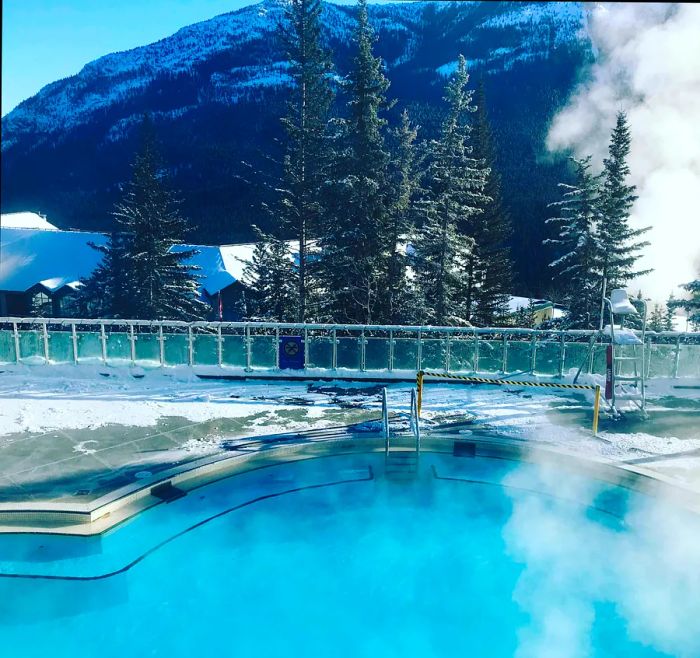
[547,3,700,301]
[502,461,700,658]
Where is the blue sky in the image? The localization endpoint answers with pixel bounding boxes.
[1,0,402,116]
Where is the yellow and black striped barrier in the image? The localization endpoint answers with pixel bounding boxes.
[416,371,602,436]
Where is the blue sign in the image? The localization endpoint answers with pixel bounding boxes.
[279,336,305,370]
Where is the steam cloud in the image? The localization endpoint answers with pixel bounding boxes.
[547,3,700,303]
[503,461,700,658]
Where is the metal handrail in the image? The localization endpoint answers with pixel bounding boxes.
[382,387,390,455]
[410,389,421,454]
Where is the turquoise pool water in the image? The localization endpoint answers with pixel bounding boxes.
[1,453,699,658]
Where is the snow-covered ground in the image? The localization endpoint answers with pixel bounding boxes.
[0,364,698,500]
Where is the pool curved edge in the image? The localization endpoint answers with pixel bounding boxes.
[1,434,699,536]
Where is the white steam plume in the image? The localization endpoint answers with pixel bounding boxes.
[547,3,700,303]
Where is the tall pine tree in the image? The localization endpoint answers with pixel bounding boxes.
[546,156,604,329]
[80,120,208,321]
[411,55,489,325]
[278,0,334,322]
[468,81,513,326]
[243,228,299,322]
[383,109,419,324]
[672,279,700,330]
[317,0,393,324]
[599,112,650,291]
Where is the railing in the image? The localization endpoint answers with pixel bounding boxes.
[382,387,390,455]
[410,389,421,454]
[1,317,699,379]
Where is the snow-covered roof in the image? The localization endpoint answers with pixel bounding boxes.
[1,212,58,231]
[170,243,257,296]
[0,226,292,298]
[0,227,107,293]
[507,296,554,313]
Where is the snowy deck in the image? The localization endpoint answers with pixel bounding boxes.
[0,366,698,520]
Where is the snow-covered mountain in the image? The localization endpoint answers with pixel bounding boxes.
[1,0,592,290]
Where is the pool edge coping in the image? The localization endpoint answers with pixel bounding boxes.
[1,434,700,535]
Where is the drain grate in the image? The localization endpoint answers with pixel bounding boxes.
[453,441,476,458]
[150,481,187,503]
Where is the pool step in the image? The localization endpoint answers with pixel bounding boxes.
[385,450,419,479]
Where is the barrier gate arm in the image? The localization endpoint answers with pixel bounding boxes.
[417,371,602,436]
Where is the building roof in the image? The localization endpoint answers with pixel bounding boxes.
[0,227,107,294]
[1,212,58,231]
[0,224,281,297]
[507,296,554,313]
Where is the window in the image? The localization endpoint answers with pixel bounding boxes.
[31,292,52,317]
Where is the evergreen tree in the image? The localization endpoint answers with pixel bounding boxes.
[672,279,700,330]
[117,127,208,320]
[411,55,489,325]
[77,233,131,318]
[599,112,651,291]
[513,298,536,329]
[383,109,420,324]
[664,293,676,331]
[243,228,299,321]
[278,0,334,322]
[82,121,208,321]
[545,156,604,329]
[648,303,665,333]
[468,81,513,326]
[317,0,393,324]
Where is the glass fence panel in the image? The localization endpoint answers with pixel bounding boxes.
[0,330,16,363]
[613,344,642,378]
[250,335,275,368]
[76,332,102,363]
[193,334,218,366]
[421,339,447,371]
[647,343,677,378]
[337,337,361,370]
[135,334,160,365]
[365,338,389,370]
[163,334,188,366]
[505,340,531,373]
[563,342,589,374]
[677,344,700,378]
[590,344,608,376]
[534,341,561,376]
[307,337,333,369]
[106,332,131,364]
[477,339,502,374]
[48,331,74,363]
[393,338,418,370]
[448,338,475,372]
[19,330,43,362]
[222,335,245,367]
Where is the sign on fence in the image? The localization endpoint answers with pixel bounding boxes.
[279,335,305,370]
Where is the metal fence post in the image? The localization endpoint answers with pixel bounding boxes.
[332,328,337,370]
[360,330,366,371]
[388,329,394,372]
[303,327,309,370]
[673,335,681,379]
[275,327,280,369]
[558,332,566,378]
[416,329,422,371]
[42,322,50,363]
[70,322,79,365]
[501,334,508,373]
[100,323,108,364]
[445,333,451,373]
[187,325,194,366]
[473,331,480,373]
[158,325,165,366]
[530,333,538,374]
[12,322,20,364]
[217,325,223,367]
[245,325,252,372]
[128,323,136,365]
